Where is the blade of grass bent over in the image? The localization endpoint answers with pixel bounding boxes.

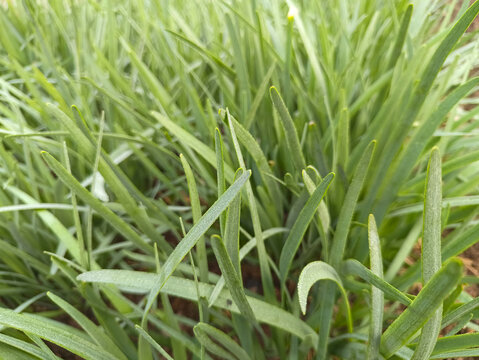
[78,270,317,343]
[297,261,352,332]
[270,86,306,172]
[411,148,442,360]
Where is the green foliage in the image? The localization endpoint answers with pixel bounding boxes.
[0,0,478,359]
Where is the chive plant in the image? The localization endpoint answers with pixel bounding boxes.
[0,0,478,359]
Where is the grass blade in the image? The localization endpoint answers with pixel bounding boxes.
[41,152,151,253]
[0,333,51,360]
[46,292,127,360]
[279,173,334,285]
[207,228,287,306]
[135,325,174,360]
[215,128,226,235]
[226,109,276,303]
[316,140,375,359]
[297,261,352,332]
[330,140,376,266]
[143,170,251,319]
[411,148,442,360]
[380,258,463,358]
[270,86,306,172]
[77,270,318,343]
[194,323,251,360]
[180,154,209,283]
[341,259,412,306]
[367,215,384,360]
[210,235,255,322]
[223,176,242,275]
[223,109,282,221]
[441,296,479,329]
[0,308,118,360]
[153,111,234,182]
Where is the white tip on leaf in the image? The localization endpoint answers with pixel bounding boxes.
[288,5,298,20]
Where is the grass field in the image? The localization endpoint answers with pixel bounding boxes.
[1,0,479,359]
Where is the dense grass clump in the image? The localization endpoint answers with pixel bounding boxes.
[0,0,479,359]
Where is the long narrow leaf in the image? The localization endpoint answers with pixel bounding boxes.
[194,323,251,360]
[143,170,251,319]
[77,270,318,343]
[279,173,334,284]
[411,148,442,360]
[0,308,118,360]
[380,258,463,358]
[297,261,352,332]
[270,86,306,172]
[367,215,384,360]
[210,235,255,322]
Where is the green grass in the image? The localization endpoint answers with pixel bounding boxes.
[0,0,479,359]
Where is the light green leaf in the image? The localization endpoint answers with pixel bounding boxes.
[367,215,384,360]
[297,261,352,333]
[0,332,52,360]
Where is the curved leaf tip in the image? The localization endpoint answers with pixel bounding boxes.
[297,261,344,315]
